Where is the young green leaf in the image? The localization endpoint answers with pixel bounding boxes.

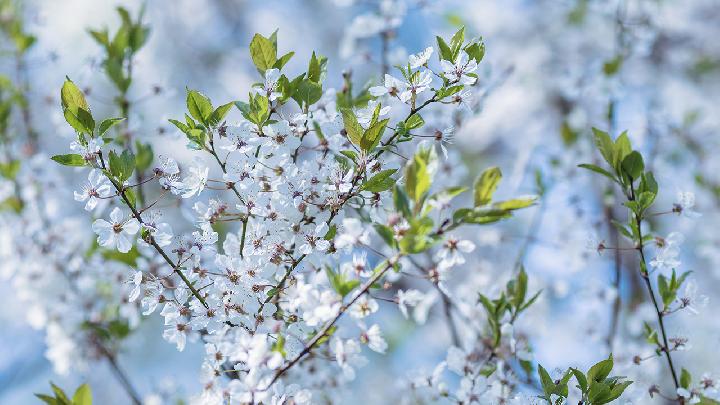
[578,163,617,183]
[361,169,397,192]
[249,33,277,72]
[404,149,433,204]
[208,102,234,127]
[474,166,502,206]
[51,154,86,167]
[591,127,615,168]
[587,354,613,383]
[186,89,213,124]
[681,368,692,390]
[98,117,125,136]
[361,118,389,151]
[341,108,363,147]
[621,151,644,180]
[72,383,92,405]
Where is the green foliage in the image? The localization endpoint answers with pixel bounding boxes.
[168,89,235,149]
[360,169,397,192]
[88,6,149,93]
[404,144,436,204]
[325,267,360,298]
[477,268,541,347]
[60,78,94,135]
[186,89,214,125]
[0,159,19,179]
[452,166,536,226]
[436,26,484,67]
[339,103,390,152]
[250,32,277,73]
[538,355,632,405]
[98,117,125,136]
[473,166,502,206]
[341,108,363,146]
[51,154,86,167]
[35,382,92,405]
[657,269,692,311]
[580,128,659,230]
[134,140,154,172]
[0,1,36,54]
[107,149,136,182]
[603,55,624,76]
[538,365,572,403]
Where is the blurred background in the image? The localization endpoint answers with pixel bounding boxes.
[0,0,719,403]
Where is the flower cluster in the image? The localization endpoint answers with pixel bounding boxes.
[48,25,544,403]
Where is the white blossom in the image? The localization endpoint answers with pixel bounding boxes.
[92,207,140,253]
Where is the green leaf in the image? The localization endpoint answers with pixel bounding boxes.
[392,185,412,219]
[600,380,633,404]
[307,52,323,83]
[108,150,136,182]
[636,191,656,212]
[0,160,20,180]
[324,267,359,298]
[578,163,617,183]
[34,394,58,405]
[587,382,611,404]
[249,33,277,72]
[61,78,89,111]
[449,26,465,59]
[587,354,613,383]
[432,186,467,199]
[208,102,234,127]
[134,141,154,172]
[361,169,397,192]
[570,368,588,394]
[405,149,433,204]
[186,89,213,124]
[591,127,615,168]
[102,244,139,266]
[273,51,295,70]
[465,40,485,63]
[520,290,542,312]
[72,384,92,405]
[293,80,323,107]
[436,36,453,61]
[374,224,396,247]
[435,85,463,100]
[105,59,129,92]
[621,151,644,180]
[399,216,435,253]
[168,118,189,134]
[698,396,720,405]
[681,368,692,389]
[512,268,528,310]
[404,113,424,130]
[454,207,511,225]
[0,196,22,213]
[537,365,555,397]
[474,166,502,206]
[51,154,86,166]
[98,117,125,136]
[361,118,389,151]
[186,129,207,149]
[603,55,624,76]
[50,382,70,404]
[341,108,363,146]
[614,131,632,165]
[493,197,536,211]
[64,108,94,135]
[323,224,337,241]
